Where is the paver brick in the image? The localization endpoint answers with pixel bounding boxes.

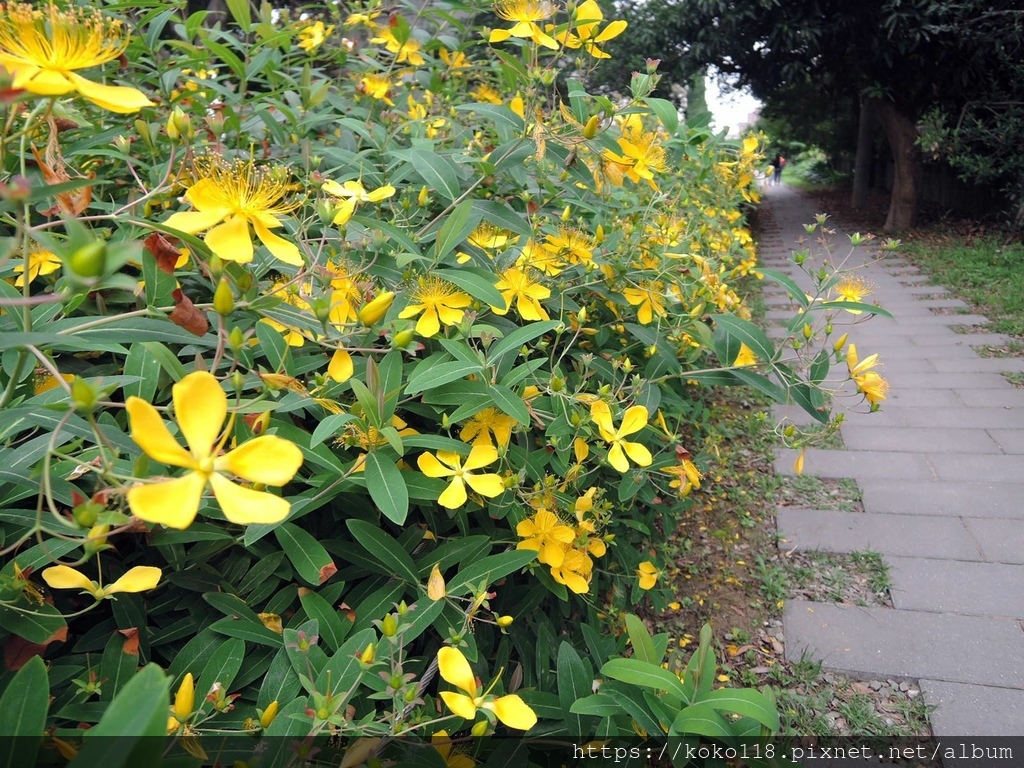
[775,448,935,480]
[954,389,1024,407]
[887,556,1024,617]
[892,406,1024,429]
[839,426,1001,454]
[858,479,1024,518]
[777,508,980,559]
[928,454,1024,484]
[883,372,1013,389]
[919,680,1024,737]
[987,429,1024,454]
[783,601,1024,688]
[963,518,1024,564]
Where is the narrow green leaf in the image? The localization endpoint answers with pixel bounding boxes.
[0,655,48,768]
[363,452,410,525]
[624,613,659,665]
[695,688,780,731]
[645,97,679,134]
[408,150,461,202]
[433,198,479,260]
[712,313,776,362]
[275,523,336,586]
[346,519,419,584]
[557,642,595,738]
[758,268,810,307]
[473,200,533,238]
[299,591,348,651]
[487,320,560,364]
[600,658,689,702]
[255,321,290,372]
[447,549,537,595]
[671,702,733,738]
[405,360,483,395]
[435,268,504,308]
[488,384,530,425]
[197,638,245,713]
[122,343,160,403]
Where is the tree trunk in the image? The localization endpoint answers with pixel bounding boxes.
[872,97,921,231]
[851,96,874,209]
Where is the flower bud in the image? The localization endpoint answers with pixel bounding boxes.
[229,327,245,351]
[381,613,398,638]
[392,329,415,349]
[833,333,848,352]
[471,720,489,737]
[418,186,429,207]
[357,291,395,326]
[166,107,192,141]
[68,241,107,279]
[360,642,375,664]
[583,115,599,139]
[71,377,99,414]
[259,700,279,729]
[802,323,813,340]
[213,278,235,316]
[496,615,513,627]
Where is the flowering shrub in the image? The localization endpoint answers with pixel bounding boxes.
[0,0,889,764]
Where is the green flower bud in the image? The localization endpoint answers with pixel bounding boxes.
[213,278,235,316]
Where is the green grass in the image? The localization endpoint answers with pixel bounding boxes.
[900,235,1024,338]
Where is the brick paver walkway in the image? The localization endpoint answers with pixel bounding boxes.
[757,184,1024,736]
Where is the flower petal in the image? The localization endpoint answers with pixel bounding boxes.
[206,214,254,264]
[417,452,454,478]
[465,472,505,498]
[589,400,616,441]
[439,691,478,721]
[488,694,537,731]
[125,396,194,468]
[328,349,354,383]
[65,71,154,113]
[103,566,163,595]
[618,405,648,437]
[163,208,231,235]
[216,435,304,486]
[41,565,96,594]
[607,442,629,473]
[437,646,477,696]
[622,440,653,467]
[414,307,441,338]
[173,371,226,460]
[437,476,468,509]
[253,217,303,266]
[20,67,74,95]
[127,472,206,529]
[208,472,291,525]
[463,443,498,471]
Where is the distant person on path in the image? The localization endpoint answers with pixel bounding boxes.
[771,154,786,185]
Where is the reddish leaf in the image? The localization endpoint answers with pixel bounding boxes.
[4,625,68,671]
[144,232,184,275]
[169,289,209,337]
[117,627,140,656]
[318,562,338,585]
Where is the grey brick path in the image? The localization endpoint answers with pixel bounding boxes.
[760,186,1024,736]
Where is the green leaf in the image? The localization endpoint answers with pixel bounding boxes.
[405,360,483,395]
[197,638,245,713]
[818,300,893,317]
[433,198,480,260]
[275,523,336,586]
[488,384,530,425]
[363,452,410,525]
[712,313,776,363]
[473,200,533,238]
[225,0,251,31]
[299,591,348,651]
[568,694,621,717]
[671,701,733,738]
[99,631,140,701]
[0,603,66,644]
[314,628,374,701]
[0,656,48,767]
[557,642,595,738]
[408,150,461,202]
[487,320,560,364]
[310,413,356,448]
[435,268,504,308]
[600,658,689,702]
[447,549,537,595]
[758,268,810,307]
[624,613,659,665]
[646,97,680,134]
[346,519,419,584]
[255,320,290,372]
[694,688,780,731]
[454,103,525,132]
[209,616,283,647]
[122,343,160,403]
[141,341,186,381]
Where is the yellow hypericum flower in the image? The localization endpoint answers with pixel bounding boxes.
[621,282,667,325]
[370,27,425,65]
[469,83,502,104]
[637,561,659,590]
[163,156,301,266]
[298,20,334,52]
[516,509,575,567]
[261,280,313,347]
[663,456,702,497]
[327,261,363,325]
[493,267,551,321]
[172,673,195,721]
[439,48,471,73]
[734,343,757,367]
[461,407,516,448]
[590,401,652,473]
[13,249,61,286]
[437,646,537,731]
[322,179,396,226]
[832,275,874,314]
[344,11,380,27]
[488,0,558,49]
[544,227,595,266]
[42,565,162,600]
[847,344,889,406]
[556,0,627,59]
[550,548,593,594]
[358,73,395,106]
[0,3,153,113]
[417,445,505,509]
[468,222,512,251]
[516,239,564,276]
[431,730,475,768]
[125,371,304,529]
[398,277,472,337]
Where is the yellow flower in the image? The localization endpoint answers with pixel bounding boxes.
[590,401,652,473]
[470,83,502,104]
[663,456,702,497]
[543,227,595,266]
[0,2,153,113]
[322,179,396,226]
[417,444,505,509]
[328,349,354,383]
[516,508,575,567]
[733,343,757,367]
[431,730,475,768]
[492,267,550,321]
[298,20,334,52]
[370,27,425,65]
[460,407,516,448]
[344,11,380,27]
[606,118,668,189]
[261,280,313,347]
[398,277,472,337]
[637,561,659,590]
[125,371,304,529]
[172,673,195,721]
[437,646,537,731]
[358,73,395,106]
[13,249,61,286]
[41,564,161,600]
[847,344,889,406]
[517,238,564,276]
[163,156,301,266]
[550,548,593,594]
[439,48,471,73]
[556,0,627,59]
[488,0,558,49]
[621,282,667,325]
[468,222,512,251]
[832,275,874,314]
[327,261,363,325]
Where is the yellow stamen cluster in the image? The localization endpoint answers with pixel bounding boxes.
[0,3,128,74]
